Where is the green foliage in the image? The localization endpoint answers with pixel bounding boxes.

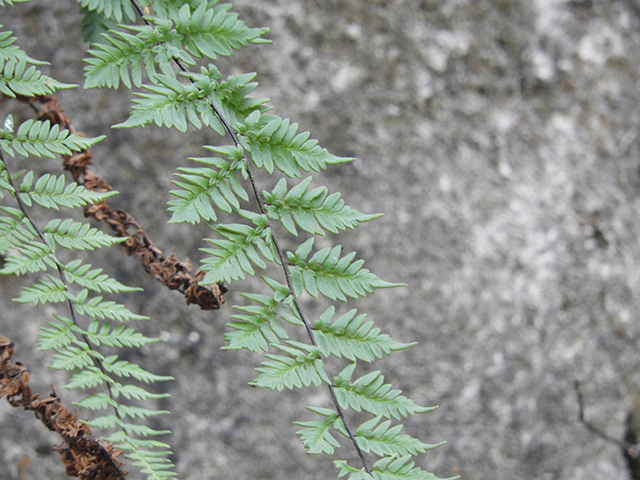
[264,176,382,236]
[83,2,268,89]
[0,118,104,158]
[314,306,415,362]
[237,110,353,177]
[287,238,406,301]
[0,1,451,479]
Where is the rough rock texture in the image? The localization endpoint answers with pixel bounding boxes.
[2,0,640,479]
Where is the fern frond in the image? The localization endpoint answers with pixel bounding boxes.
[313,306,415,363]
[79,6,118,45]
[0,26,46,65]
[0,59,74,97]
[0,120,104,158]
[19,172,117,210]
[0,207,37,254]
[335,456,448,480]
[238,111,353,178]
[37,314,76,351]
[43,218,126,251]
[0,239,56,274]
[102,355,174,383]
[90,416,170,437]
[83,5,268,89]
[264,177,381,236]
[77,0,138,23]
[167,145,249,224]
[334,364,436,421]
[13,273,73,304]
[64,259,141,293]
[295,406,341,455]
[83,319,160,348]
[355,416,444,457]
[65,366,112,389]
[287,238,405,301]
[251,341,331,391]
[49,344,95,371]
[199,213,278,283]
[73,289,149,322]
[224,276,290,352]
[111,383,171,401]
[74,392,117,411]
[113,67,269,133]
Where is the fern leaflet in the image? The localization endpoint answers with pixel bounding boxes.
[251,341,331,391]
[314,306,415,362]
[288,238,405,301]
[264,176,381,236]
[334,364,436,421]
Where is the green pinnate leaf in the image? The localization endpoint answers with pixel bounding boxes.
[251,341,330,391]
[64,259,141,293]
[355,416,445,457]
[238,112,353,178]
[295,406,341,455]
[102,355,174,383]
[288,238,405,301]
[334,368,436,421]
[313,306,415,362]
[44,218,126,251]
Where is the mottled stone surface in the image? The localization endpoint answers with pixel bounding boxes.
[2,1,640,479]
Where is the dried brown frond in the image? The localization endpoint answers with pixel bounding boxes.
[15,94,227,310]
[0,335,128,480]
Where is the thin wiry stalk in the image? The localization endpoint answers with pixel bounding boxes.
[125,0,373,472]
[0,149,123,425]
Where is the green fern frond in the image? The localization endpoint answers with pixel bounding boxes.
[77,0,138,23]
[43,218,126,251]
[355,416,445,457]
[199,214,278,283]
[83,4,268,89]
[65,366,112,389]
[19,172,117,210]
[237,111,353,178]
[83,24,179,89]
[295,406,342,455]
[83,319,160,348]
[224,276,291,352]
[74,392,118,411]
[64,259,141,293]
[0,26,46,65]
[13,273,73,304]
[0,239,56,275]
[287,238,405,301]
[313,306,415,363]
[111,383,171,401]
[167,145,249,224]
[335,456,449,480]
[251,341,331,391]
[264,177,381,236]
[334,364,436,421]
[0,120,104,158]
[73,289,149,322]
[0,58,75,97]
[113,67,269,133]
[172,2,269,58]
[37,314,76,351]
[79,6,118,45]
[102,355,174,383]
[0,207,37,253]
[50,344,95,371]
